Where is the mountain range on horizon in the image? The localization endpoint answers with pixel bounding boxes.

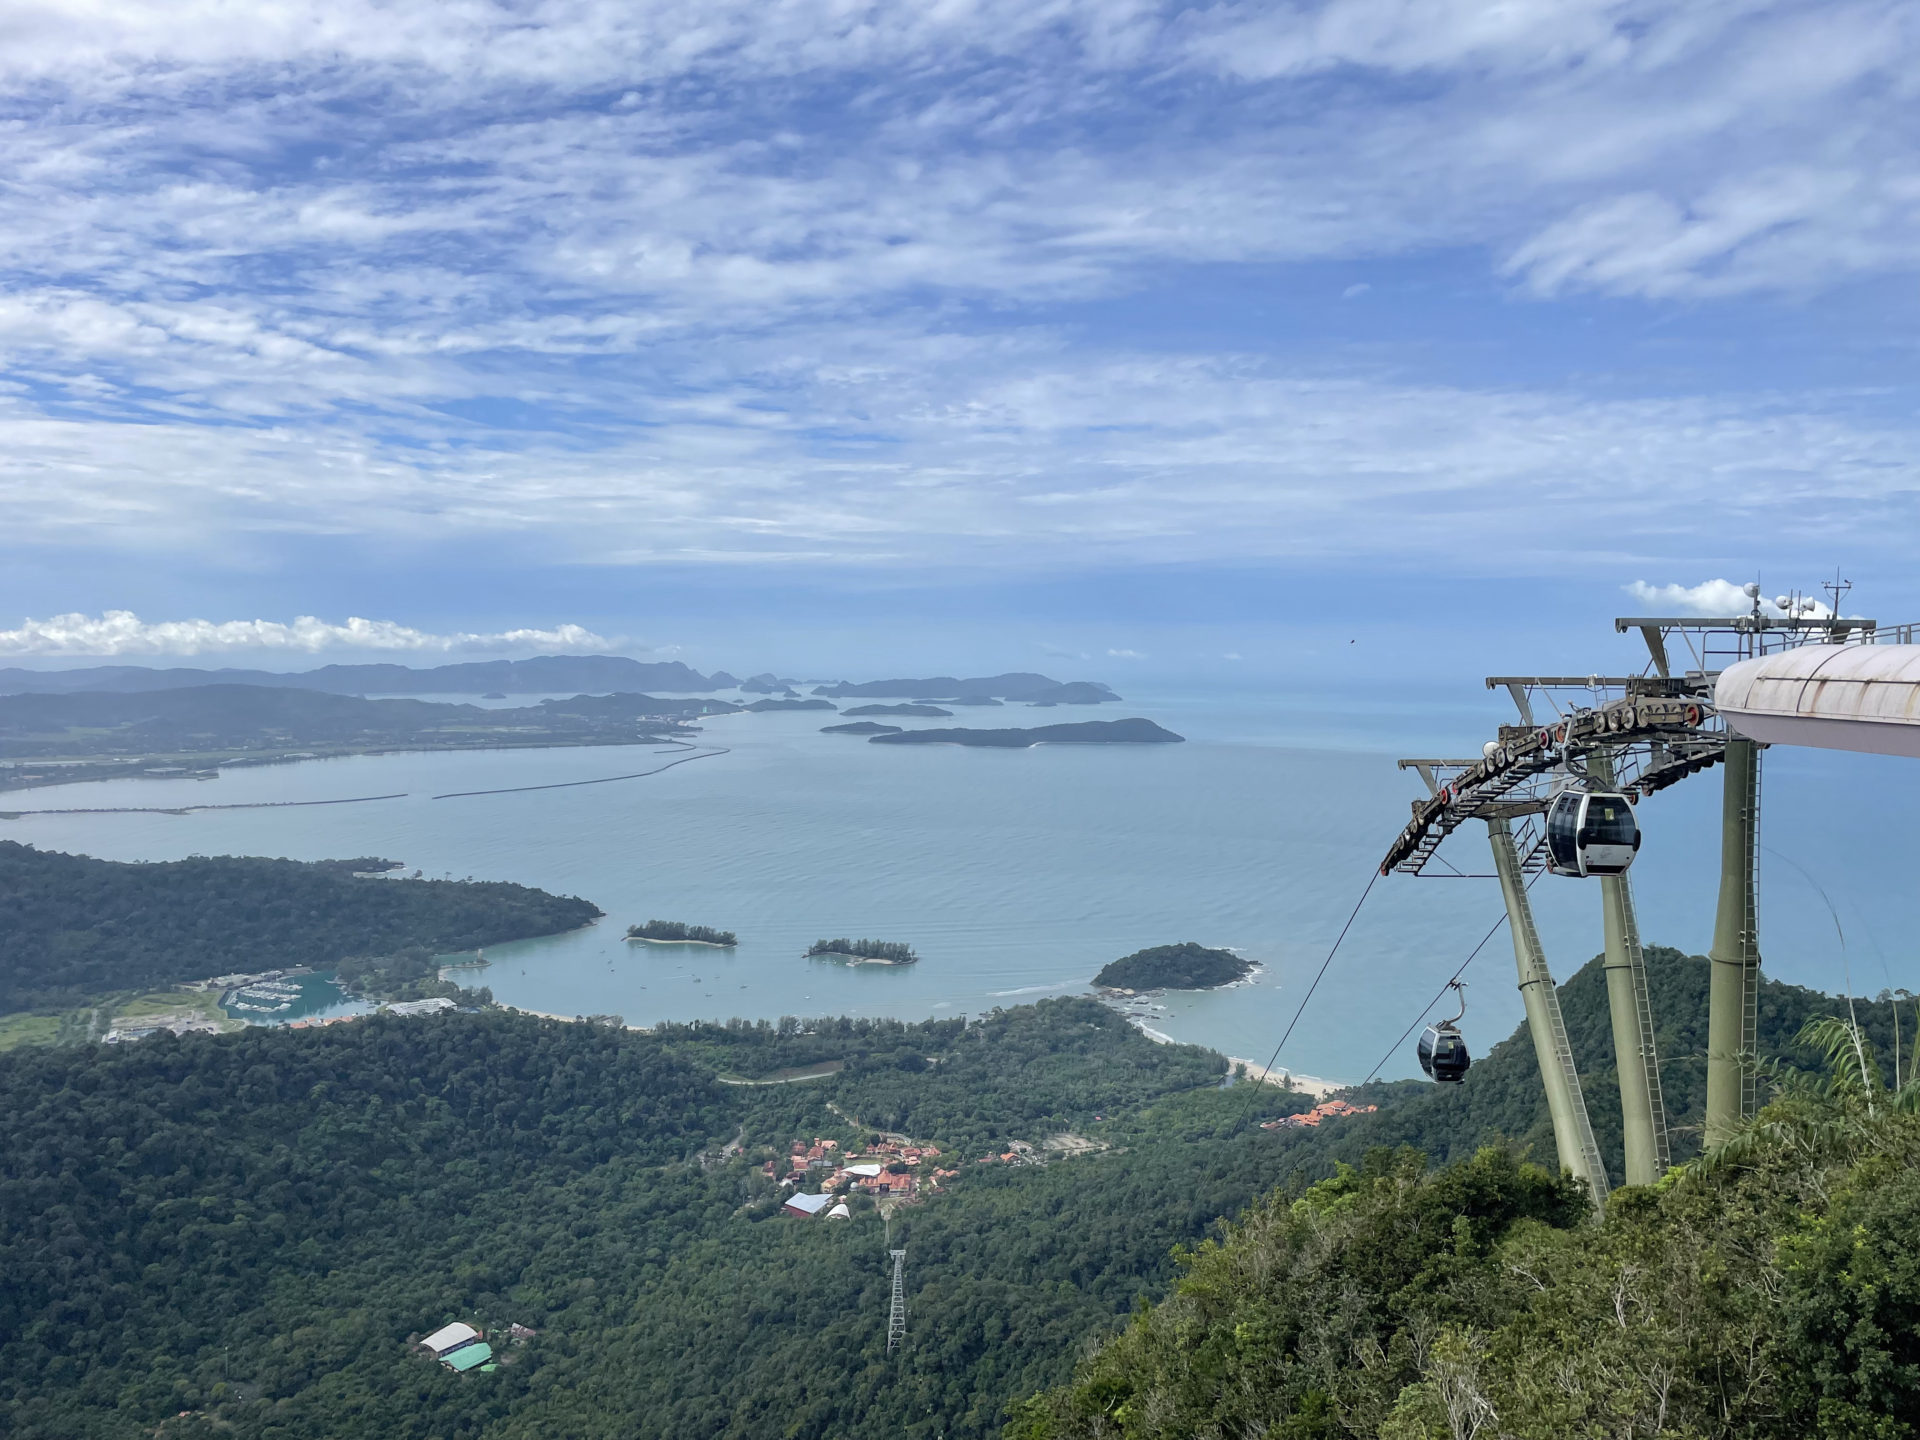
[0,656,1121,704]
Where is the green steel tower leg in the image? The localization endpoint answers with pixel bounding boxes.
[1488,818,1610,1209]
[1592,753,1670,1186]
[1601,871,1670,1184]
[1706,738,1762,1149]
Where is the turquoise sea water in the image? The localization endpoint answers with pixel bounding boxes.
[5,687,1916,1083]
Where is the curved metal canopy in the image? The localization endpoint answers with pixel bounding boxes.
[1717,645,1920,758]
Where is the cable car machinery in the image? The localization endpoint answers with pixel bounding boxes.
[1379,582,1880,1199]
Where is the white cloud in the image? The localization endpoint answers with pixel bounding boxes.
[0,0,1911,585]
[1106,648,1145,658]
[2,340,1915,575]
[1623,580,1765,617]
[1622,580,1844,619]
[0,611,614,657]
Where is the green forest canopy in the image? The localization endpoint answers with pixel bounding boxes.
[0,842,601,1012]
[1093,942,1252,991]
[1,940,1908,1439]
[1016,1013,1920,1439]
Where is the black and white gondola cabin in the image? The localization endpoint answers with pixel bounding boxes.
[1417,1022,1470,1083]
[1545,789,1641,878]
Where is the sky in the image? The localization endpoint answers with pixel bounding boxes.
[1,0,1916,678]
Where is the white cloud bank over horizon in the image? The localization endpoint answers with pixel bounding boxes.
[1623,580,1842,619]
[0,612,615,659]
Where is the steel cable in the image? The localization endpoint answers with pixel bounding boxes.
[1238,868,1379,1122]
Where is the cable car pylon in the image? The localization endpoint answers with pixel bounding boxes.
[886,1249,907,1354]
[1705,737,1762,1147]
[1489,815,1610,1208]
[1592,752,1669,1183]
[1380,586,1902,1191]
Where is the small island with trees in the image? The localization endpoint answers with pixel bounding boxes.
[626,921,738,947]
[843,703,953,717]
[1093,942,1253,991]
[806,938,918,966]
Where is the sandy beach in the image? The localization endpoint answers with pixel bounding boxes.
[1226,1057,1345,1099]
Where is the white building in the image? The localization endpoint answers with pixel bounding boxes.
[419,1322,480,1357]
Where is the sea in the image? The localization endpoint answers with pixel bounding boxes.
[5,686,1916,1084]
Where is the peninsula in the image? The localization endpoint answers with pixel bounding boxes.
[1094,942,1253,991]
[806,938,918,966]
[0,686,729,793]
[821,721,902,735]
[743,698,836,712]
[868,718,1183,747]
[842,703,953,717]
[627,921,737,947]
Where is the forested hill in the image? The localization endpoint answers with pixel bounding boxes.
[0,999,1293,1440]
[0,843,600,1011]
[1014,961,1920,1439]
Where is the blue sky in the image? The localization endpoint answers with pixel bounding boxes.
[1,0,1916,676]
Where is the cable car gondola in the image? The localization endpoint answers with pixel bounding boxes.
[1544,787,1641,878]
[1417,982,1471,1084]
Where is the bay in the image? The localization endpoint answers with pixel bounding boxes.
[4,686,1915,1084]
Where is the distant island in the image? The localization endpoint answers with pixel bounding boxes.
[821,721,902,735]
[869,718,1183,748]
[744,698,836,712]
[843,703,953,717]
[806,938,918,966]
[737,672,802,694]
[810,673,1118,705]
[1094,942,1253,991]
[627,921,737,947]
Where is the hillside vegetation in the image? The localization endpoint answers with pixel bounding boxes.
[0,842,600,1011]
[1,936,1908,1440]
[1014,1013,1920,1439]
[0,1000,1296,1440]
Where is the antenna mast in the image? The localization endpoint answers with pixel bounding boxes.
[886,1249,907,1353]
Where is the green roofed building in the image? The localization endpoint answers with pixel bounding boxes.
[444,1341,493,1372]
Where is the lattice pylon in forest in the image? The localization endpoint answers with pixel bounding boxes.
[886,1249,907,1353]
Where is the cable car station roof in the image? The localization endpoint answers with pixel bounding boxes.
[1717,644,1920,759]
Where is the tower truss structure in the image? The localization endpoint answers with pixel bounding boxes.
[1383,594,1884,1184]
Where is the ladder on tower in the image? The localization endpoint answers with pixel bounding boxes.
[1629,930,1672,1172]
[1740,753,1764,1120]
[886,1249,907,1354]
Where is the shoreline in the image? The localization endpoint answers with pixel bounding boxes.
[478,1006,1349,1098]
[627,936,736,948]
[1225,1056,1344,1099]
